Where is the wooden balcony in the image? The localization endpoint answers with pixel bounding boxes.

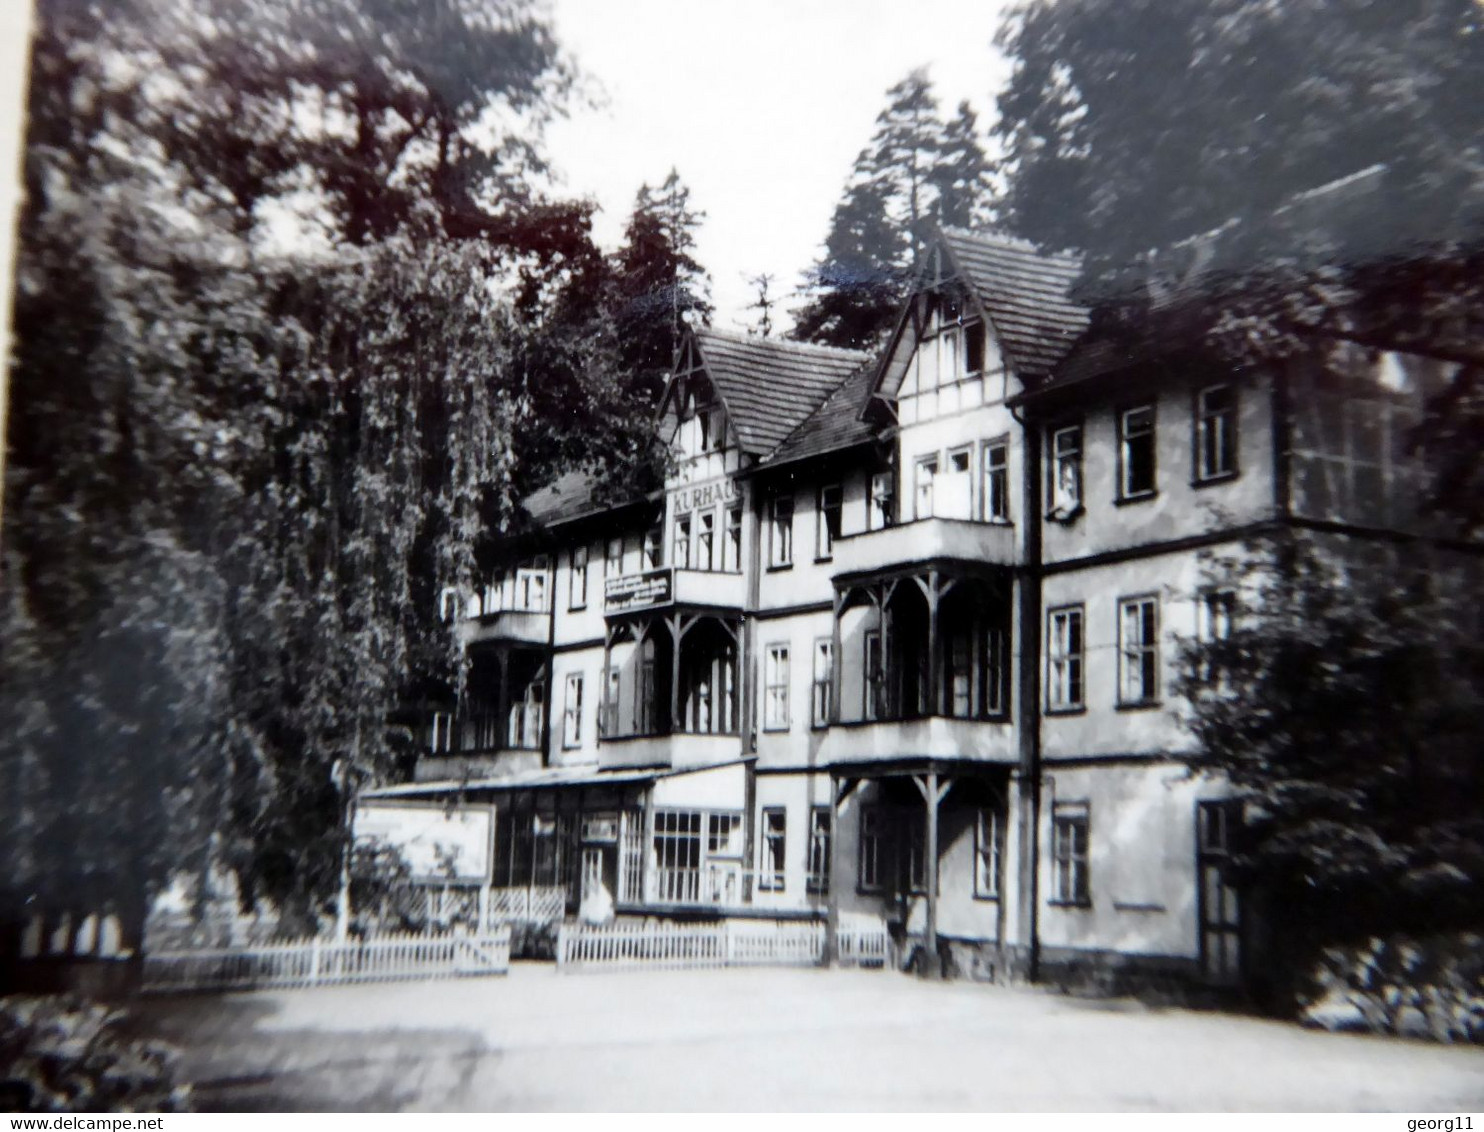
[815,714,1018,766]
[604,566,745,616]
[831,518,1019,581]
[458,608,550,646]
[598,731,744,771]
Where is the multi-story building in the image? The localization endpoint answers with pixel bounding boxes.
[362,219,1474,991]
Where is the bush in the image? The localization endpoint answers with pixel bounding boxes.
[0,996,192,1112]
[1302,933,1484,1043]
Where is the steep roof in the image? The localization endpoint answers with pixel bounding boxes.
[693,328,871,457]
[764,354,881,469]
[939,227,1088,376]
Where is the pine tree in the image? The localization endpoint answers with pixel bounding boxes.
[793,71,994,350]
[613,168,712,404]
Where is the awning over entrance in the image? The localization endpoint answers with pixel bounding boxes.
[361,758,749,801]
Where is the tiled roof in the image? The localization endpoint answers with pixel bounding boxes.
[939,227,1089,376]
[763,355,881,468]
[694,329,871,457]
[522,468,602,527]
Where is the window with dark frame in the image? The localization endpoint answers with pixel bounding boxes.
[673,514,692,570]
[759,808,786,891]
[869,471,895,530]
[562,672,583,748]
[974,808,1002,899]
[601,665,620,737]
[1196,589,1237,686]
[811,638,833,727]
[817,484,842,560]
[807,806,831,894]
[914,454,938,519]
[605,538,623,578]
[981,439,1009,523]
[1048,425,1083,519]
[769,494,794,568]
[697,509,715,571]
[1119,404,1157,499]
[1048,606,1084,710]
[1051,802,1091,906]
[438,588,460,623]
[859,807,886,892]
[643,525,663,569]
[864,629,886,720]
[430,710,454,754]
[724,506,742,572]
[1118,595,1160,705]
[764,644,790,730]
[1196,384,1238,481]
[569,545,588,610]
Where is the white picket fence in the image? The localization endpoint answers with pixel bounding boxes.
[141,927,512,994]
[556,919,890,972]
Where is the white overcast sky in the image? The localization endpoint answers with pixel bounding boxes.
[543,0,1016,333]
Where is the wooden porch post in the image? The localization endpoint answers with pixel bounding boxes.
[925,570,942,716]
[830,589,845,724]
[825,775,858,965]
[666,613,682,734]
[913,768,950,978]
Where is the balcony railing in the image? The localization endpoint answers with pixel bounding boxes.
[646,862,750,907]
[832,517,1019,579]
[604,566,745,615]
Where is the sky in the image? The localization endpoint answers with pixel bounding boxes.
[543,0,1017,333]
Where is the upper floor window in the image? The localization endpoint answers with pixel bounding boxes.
[811,638,833,727]
[981,439,1010,523]
[605,538,623,578]
[438,587,461,623]
[1048,605,1084,711]
[1118,405,1157,500]
[1047,425,1083,521]
[569,546,589,610]
[430,710,454,754]
[769,494,794,569]
[816,484,842,560]
[643,525,663,569]
[1118,595,1160,705]
[723,506,743,572]
[764,644,790,730]
[942,447,973,519]
[515,560,548,612]
[1196,589,1237,686]
[562,672,584,748]
[914,455,938,520]
[697,510,715,571]
[673,514,692,570]
[1196,384,1238,482]
[869,471,895,531]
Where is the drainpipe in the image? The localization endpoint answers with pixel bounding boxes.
[1012,404,1043,983]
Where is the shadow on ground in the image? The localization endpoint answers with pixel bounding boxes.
[129,995,492,1111]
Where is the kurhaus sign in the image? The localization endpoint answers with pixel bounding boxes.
[669,477,738,515]
[604,566,673,613]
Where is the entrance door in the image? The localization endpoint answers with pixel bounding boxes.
[1197,800,1242,984]
[579,845,617,923]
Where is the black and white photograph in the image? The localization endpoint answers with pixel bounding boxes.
[0,0,1482,1114]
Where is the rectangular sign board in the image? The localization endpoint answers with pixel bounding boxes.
[604,566,673,614]
[354,802,493,884]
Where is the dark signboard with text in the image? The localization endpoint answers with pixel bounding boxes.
[604,566,673,614]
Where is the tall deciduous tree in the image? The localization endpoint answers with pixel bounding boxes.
[0,0,646,945]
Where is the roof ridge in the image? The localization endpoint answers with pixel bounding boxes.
[940,225,1082,266]
[696,325,872,360]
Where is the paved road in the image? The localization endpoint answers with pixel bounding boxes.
[136,963,1484,1111]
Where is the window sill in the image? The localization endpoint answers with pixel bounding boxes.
[1044,704,1087,717]
[1113,490,1158,507]
[568,605,587,613]
[1115,699,1163,713]
[1047,899,1092,910]
[813,555,835,565]
[972,892,1001,903]
[765,563,794,573]
[1045,505,1084,525]
[1192,470,1240,489]
[761,724,791,734]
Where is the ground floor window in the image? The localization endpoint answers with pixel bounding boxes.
[1051,802,1090,906]
[650,808,744,905]
[974,808,1003,899]
[807,806,831,894]
[759,808,786,891]
[619,809,644,904]
[859,807,887,892]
